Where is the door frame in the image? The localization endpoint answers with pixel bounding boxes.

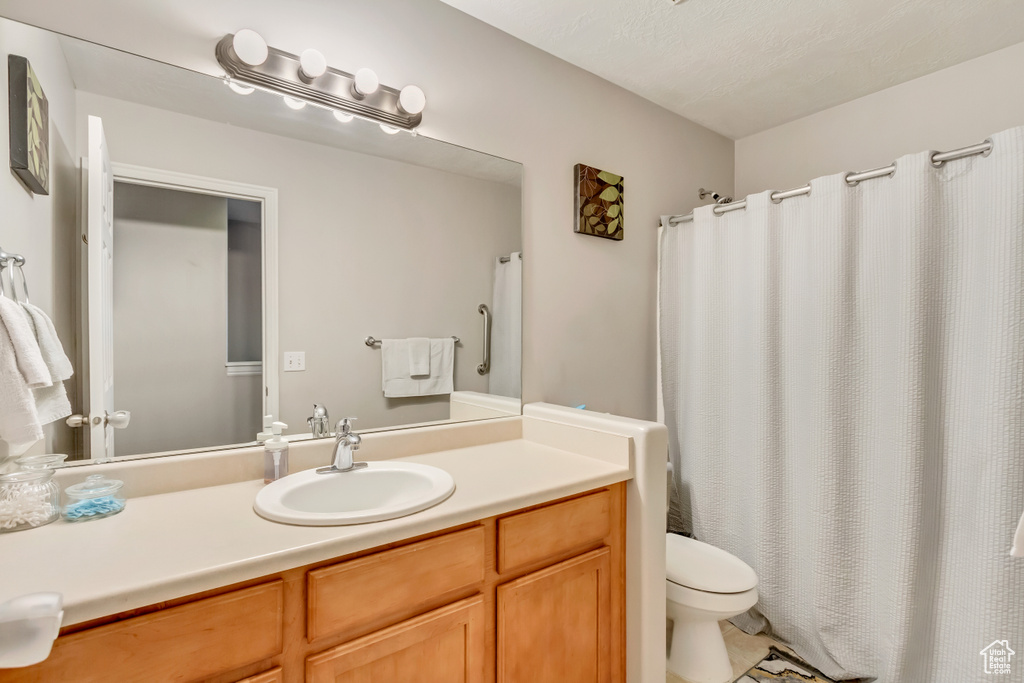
[106,162,280,430]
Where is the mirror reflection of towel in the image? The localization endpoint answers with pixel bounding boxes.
[381,338,454,398]
[408,337,430,377]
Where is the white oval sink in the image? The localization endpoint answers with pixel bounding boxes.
[254,461,455,526]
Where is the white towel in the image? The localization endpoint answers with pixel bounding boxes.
[0,297,47,452]
[381,338,454,398]
[21,303,73,425]
[407,337,430,376]
[0,297,49,389]
[21,303,73,381]
[1013,512,1024,557]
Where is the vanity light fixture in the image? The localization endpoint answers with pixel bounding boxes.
[352,68,379,99]
[398,85,426,116]
[216,33,425,131]
[228,81,255,95]
[232,29,269,67]
[299,48,327,82]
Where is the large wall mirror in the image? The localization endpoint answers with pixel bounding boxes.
[0,16,522,465]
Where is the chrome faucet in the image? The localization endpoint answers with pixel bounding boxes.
[307,404,331,438]
[317,418,366,474]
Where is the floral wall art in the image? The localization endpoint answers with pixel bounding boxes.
[574,163,623,241]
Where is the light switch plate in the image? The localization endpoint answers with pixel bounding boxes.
[284,351,305,372]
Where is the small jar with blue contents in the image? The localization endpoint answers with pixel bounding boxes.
[62,474,126,522]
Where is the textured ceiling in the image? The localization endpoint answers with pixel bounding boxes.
[438,0,1024,139]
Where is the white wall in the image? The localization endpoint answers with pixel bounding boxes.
[0,0,735,423]
[112,184,263,455]
[0,20,78,458]
[735,41,1024,197]
[77,92,521,433]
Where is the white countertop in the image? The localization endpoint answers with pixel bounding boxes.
[0,438,631,626]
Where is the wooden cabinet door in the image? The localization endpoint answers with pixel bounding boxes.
[496,547,612,683]
[305,595,485,683]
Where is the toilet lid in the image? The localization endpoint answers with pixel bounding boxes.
[666,533,758,594]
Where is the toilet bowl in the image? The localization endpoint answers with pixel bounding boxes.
[666,533,758,683]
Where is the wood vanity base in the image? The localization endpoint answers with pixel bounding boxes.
[1,482,625,683]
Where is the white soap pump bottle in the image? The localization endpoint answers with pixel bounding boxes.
[263,421,289,484]
[256,414,274,444]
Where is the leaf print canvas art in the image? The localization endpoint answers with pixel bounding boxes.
[8,55,49,195]
[574,163,623,241]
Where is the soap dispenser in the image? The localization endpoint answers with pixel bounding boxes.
[263,422,289,484]
[256,415,274,444]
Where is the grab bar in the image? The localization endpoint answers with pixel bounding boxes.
[477,304,491,375]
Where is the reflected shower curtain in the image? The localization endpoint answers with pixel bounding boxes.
[489,252,521,398]
[660,128,1024,682]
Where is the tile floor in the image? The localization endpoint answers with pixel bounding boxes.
[666,621,797,683]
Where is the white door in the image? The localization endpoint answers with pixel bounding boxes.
[86,115,117,459]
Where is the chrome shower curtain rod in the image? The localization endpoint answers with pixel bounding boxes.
[659,138,993,228]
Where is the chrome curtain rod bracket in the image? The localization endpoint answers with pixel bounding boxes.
[365,335,460,347]
[659,138,996,227]
[216,35,422,131]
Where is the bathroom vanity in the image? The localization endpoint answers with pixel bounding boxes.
[0,406,668,683]
[1,484,624,682]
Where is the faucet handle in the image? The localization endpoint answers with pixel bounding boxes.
[337,417,358,435]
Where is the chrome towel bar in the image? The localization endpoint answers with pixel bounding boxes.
[364,336,459,347]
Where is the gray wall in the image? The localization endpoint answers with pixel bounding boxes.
[111,183,262,454]
[0,0,736,424]
[0,20,78,458]
[78,92,521,433]
[735,40,1024,197]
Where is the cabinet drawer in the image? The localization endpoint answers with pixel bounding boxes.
[0,582,283,683]
[306,596,485,683]
[308,526,486,642]
[497,489,612,573]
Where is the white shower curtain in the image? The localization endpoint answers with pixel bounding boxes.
[489,252,521,398]
[660,127,1024,682]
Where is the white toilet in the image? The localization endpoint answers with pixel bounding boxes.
[665,533,759,683]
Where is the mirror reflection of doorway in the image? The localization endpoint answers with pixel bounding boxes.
[103,183,263,457]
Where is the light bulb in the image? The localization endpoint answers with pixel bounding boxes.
[379,124,400,135]
[228,81,254,95]
[283,96,307,110]
[299,48,327,81]
[232,29,268,67]
[333,111,354,123]
[398,85,426,115]
[352,68,379,98]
